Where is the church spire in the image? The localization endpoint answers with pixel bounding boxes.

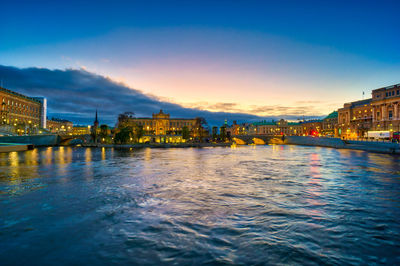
[95,109,99,124]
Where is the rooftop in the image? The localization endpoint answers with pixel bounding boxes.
[0,87,42,104]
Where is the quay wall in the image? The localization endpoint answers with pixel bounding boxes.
[0,134,60,146]
[284,136,400,154]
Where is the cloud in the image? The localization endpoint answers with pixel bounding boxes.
[0,65,325,126]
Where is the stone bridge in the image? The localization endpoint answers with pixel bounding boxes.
[58,134,92,145]
[231,134,285,145]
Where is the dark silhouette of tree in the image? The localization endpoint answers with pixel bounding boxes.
[114,126,133,144]
[182,126,190,140]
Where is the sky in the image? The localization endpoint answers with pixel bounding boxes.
[1,0,399,125]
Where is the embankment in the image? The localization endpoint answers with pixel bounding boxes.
[0,134,60,147]
[284,136,400,154]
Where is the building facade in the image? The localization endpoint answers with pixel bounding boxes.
[0,87,44,134]
[337,99,372,138]
[253,119,304,136]
[46,118,73,134]
[321,111,338,136]
[73,125,91,135]
[117,110,200,143]
[371,84,400,132]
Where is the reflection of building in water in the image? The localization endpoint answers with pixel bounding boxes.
[0,86,46,134]
[117,110,200,143]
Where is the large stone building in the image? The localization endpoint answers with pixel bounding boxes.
[0,87,46,134]
[371,84,400,132]
[337,99,372,138]
[337,83,400,138]
[117,110,201,143]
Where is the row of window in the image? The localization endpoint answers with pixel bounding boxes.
[385,90,400,97]
[134,120,194,127]
[1,97,40,113]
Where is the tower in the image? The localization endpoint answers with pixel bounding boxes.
[94,109,99,128]
[92,110,99,143]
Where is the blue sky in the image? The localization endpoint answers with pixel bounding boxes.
[1,0,399,124]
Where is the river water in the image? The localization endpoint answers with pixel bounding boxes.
[0,145,399,265]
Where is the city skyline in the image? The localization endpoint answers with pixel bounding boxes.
[1,0,400,124]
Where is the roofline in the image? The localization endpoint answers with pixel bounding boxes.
[0,87,42,104]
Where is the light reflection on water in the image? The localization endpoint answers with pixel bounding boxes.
[0,145,400,265]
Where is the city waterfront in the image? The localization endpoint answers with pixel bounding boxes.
[1,146,399,265]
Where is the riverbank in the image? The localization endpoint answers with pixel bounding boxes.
[284,136,400,154]
[0,143,34,153]
[0,134,59,146]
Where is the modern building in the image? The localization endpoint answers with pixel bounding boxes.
[116,110,201,143]
[32,97,47,128]
[0,86,45,134]
[46,118,73,134]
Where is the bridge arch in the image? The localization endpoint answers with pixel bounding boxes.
[232,137,247,145]
[252,137,266,145]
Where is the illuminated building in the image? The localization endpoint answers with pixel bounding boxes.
[337,99,372,138]
[371,84,400,133]
[47,118,73,133]
[300,120,323,136]
[321,111,338,136]
[253,119,304,136]
[73,125,91,135]
[116,109,200,143]
[0,86,45,134]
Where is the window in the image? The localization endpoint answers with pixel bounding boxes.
[389,111,393,119]
[397,90,399,95]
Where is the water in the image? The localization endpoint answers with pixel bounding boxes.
[0,145,400,265]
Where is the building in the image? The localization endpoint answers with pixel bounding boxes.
[321,111,338,136]
[337,99,372,138]
[300,119,323,136]
[73,125,91,135]
[116,110,200,143]
[0,86,45,134]
[33,97,47,129]
[371,84,400,132]
[46,118,73,134]
[253,119,304,136]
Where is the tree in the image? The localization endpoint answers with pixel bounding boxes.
[212,126,218,140]
[134,124,144,142]
[114,126,133,144]
[194,117,209,142]
[220,126,226,142]
[100,124,108,138]
[117,112,135,128]
[182,126,190,140]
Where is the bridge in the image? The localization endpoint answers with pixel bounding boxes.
[58,134,92,145]
[231,135,285,145]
